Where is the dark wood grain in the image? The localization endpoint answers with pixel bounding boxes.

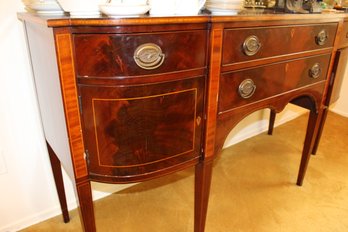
[71,23,208,34]
[47,141,70,223]
[79,77,205,183]
[267,109,276,135]
[216,83,325,155]
[219,54,330,113]
[297,108,323,186]
[222,24,337,66]
[74,30,207,77]
[76,181,96,232]
[194,159,214,232]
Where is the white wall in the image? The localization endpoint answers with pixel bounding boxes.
[0,1,76,231]
[0,1,347,231]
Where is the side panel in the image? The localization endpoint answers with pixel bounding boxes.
[25,22,75,181]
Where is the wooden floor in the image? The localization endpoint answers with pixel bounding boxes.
[21,111,348,232]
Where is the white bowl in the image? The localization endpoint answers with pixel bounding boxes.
[100,3,150,16]
[57,0,107,15]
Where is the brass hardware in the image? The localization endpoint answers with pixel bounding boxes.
[316,30,328,46]
[238,79,256,99]
[243,35,261,56]
[196,116,201,126]
[84,150,90,166]
[309,63,321,79]
[134,43,165,70]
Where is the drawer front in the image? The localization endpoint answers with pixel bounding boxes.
[218,54,331,113]
[222,24,337,65]
[74,30,207,77]
[338,21,348,49]
[79,77,204,182]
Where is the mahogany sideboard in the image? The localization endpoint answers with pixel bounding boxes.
[18,12,348,232]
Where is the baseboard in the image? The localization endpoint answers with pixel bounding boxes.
[3,184,135,232]
[223,109,306,148]
[329,108,348,118]
[0,200,77,232]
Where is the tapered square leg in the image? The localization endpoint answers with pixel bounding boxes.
[311,108,328,155]
[75,181,96,232]
[46,141,70,223]
[194,160,214,232]
[297,109,322,186]
[268,109,276,135]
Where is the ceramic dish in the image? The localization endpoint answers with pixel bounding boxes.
[27,1,64,14]
[57,0,106,15]
[205,5,241,14]
[100,4,150,16]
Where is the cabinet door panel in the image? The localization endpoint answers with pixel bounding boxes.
[79,77,204,182]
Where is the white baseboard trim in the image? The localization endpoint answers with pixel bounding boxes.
[329,108,348,118]
[0,200,77,232]
[223,109,306,148]
[2,184,134,232]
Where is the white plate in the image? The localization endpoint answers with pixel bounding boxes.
[205,3,242,10]
[100,4,150,16]
[28,2,63,12]
[205,2,243,8]
[205,6,241,14]
[36,10,65,14]
[69,11,101,16]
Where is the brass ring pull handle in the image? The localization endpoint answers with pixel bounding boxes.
[316,30,328,46]
[243,35,261,56]
[238,79,256,99]
[134,43,165,70]
[309,63,321,79]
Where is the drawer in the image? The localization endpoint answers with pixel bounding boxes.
[222,24,337,65]
[218,54,331,113]
[338,21,348,49]
[73,30,207,77]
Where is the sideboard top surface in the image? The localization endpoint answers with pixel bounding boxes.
[17,12,348,27]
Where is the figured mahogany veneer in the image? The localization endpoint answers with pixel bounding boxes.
[222,24,337,66]
[219,54,331,112]
[74,30,207,77]
[79,77,205,183]
[18,13,348,232]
